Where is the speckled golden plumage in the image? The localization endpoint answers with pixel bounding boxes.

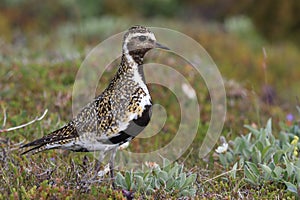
[21,25,169,156]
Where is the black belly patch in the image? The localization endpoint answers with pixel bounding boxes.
[72,148,89,152]
[107,104,152,145]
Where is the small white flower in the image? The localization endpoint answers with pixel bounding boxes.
[145,161,159,168]
[215,143,228,154]
[98,163,110,177]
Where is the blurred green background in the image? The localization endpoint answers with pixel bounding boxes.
[1,0,299,119]
[1,0,300,43]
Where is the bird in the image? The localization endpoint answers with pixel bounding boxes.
[21,25,169,187]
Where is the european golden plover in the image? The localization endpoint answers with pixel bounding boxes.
[21,25,169,187]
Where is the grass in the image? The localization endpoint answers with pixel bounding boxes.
[0,16,300,199]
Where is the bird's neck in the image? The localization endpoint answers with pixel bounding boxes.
[121,52,146,83]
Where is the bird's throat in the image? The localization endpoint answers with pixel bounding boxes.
[122,53,146,84]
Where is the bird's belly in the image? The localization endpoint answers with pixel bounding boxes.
[58,137,118,152]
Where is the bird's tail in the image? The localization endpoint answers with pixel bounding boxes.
[21,123,78,155]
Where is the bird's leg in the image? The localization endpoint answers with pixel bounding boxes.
[94,151,106,173]
[109,147,118,189]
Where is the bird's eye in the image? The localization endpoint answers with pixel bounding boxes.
[139,36,147,41]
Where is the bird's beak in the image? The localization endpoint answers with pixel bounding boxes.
[155,42,170,50]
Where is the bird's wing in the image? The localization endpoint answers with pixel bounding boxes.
[20,122,79,155]
[20,94,105,154]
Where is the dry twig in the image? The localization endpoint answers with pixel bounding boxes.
[202,167,243,184]
[0,109,48,133]
[1,105,7,128]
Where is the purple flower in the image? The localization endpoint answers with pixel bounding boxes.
[287,113,294,122]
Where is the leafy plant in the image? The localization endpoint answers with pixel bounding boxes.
[115,159,197,198]
[216,110,300,196]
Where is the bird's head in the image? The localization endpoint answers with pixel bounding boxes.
[122,25,169,57]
